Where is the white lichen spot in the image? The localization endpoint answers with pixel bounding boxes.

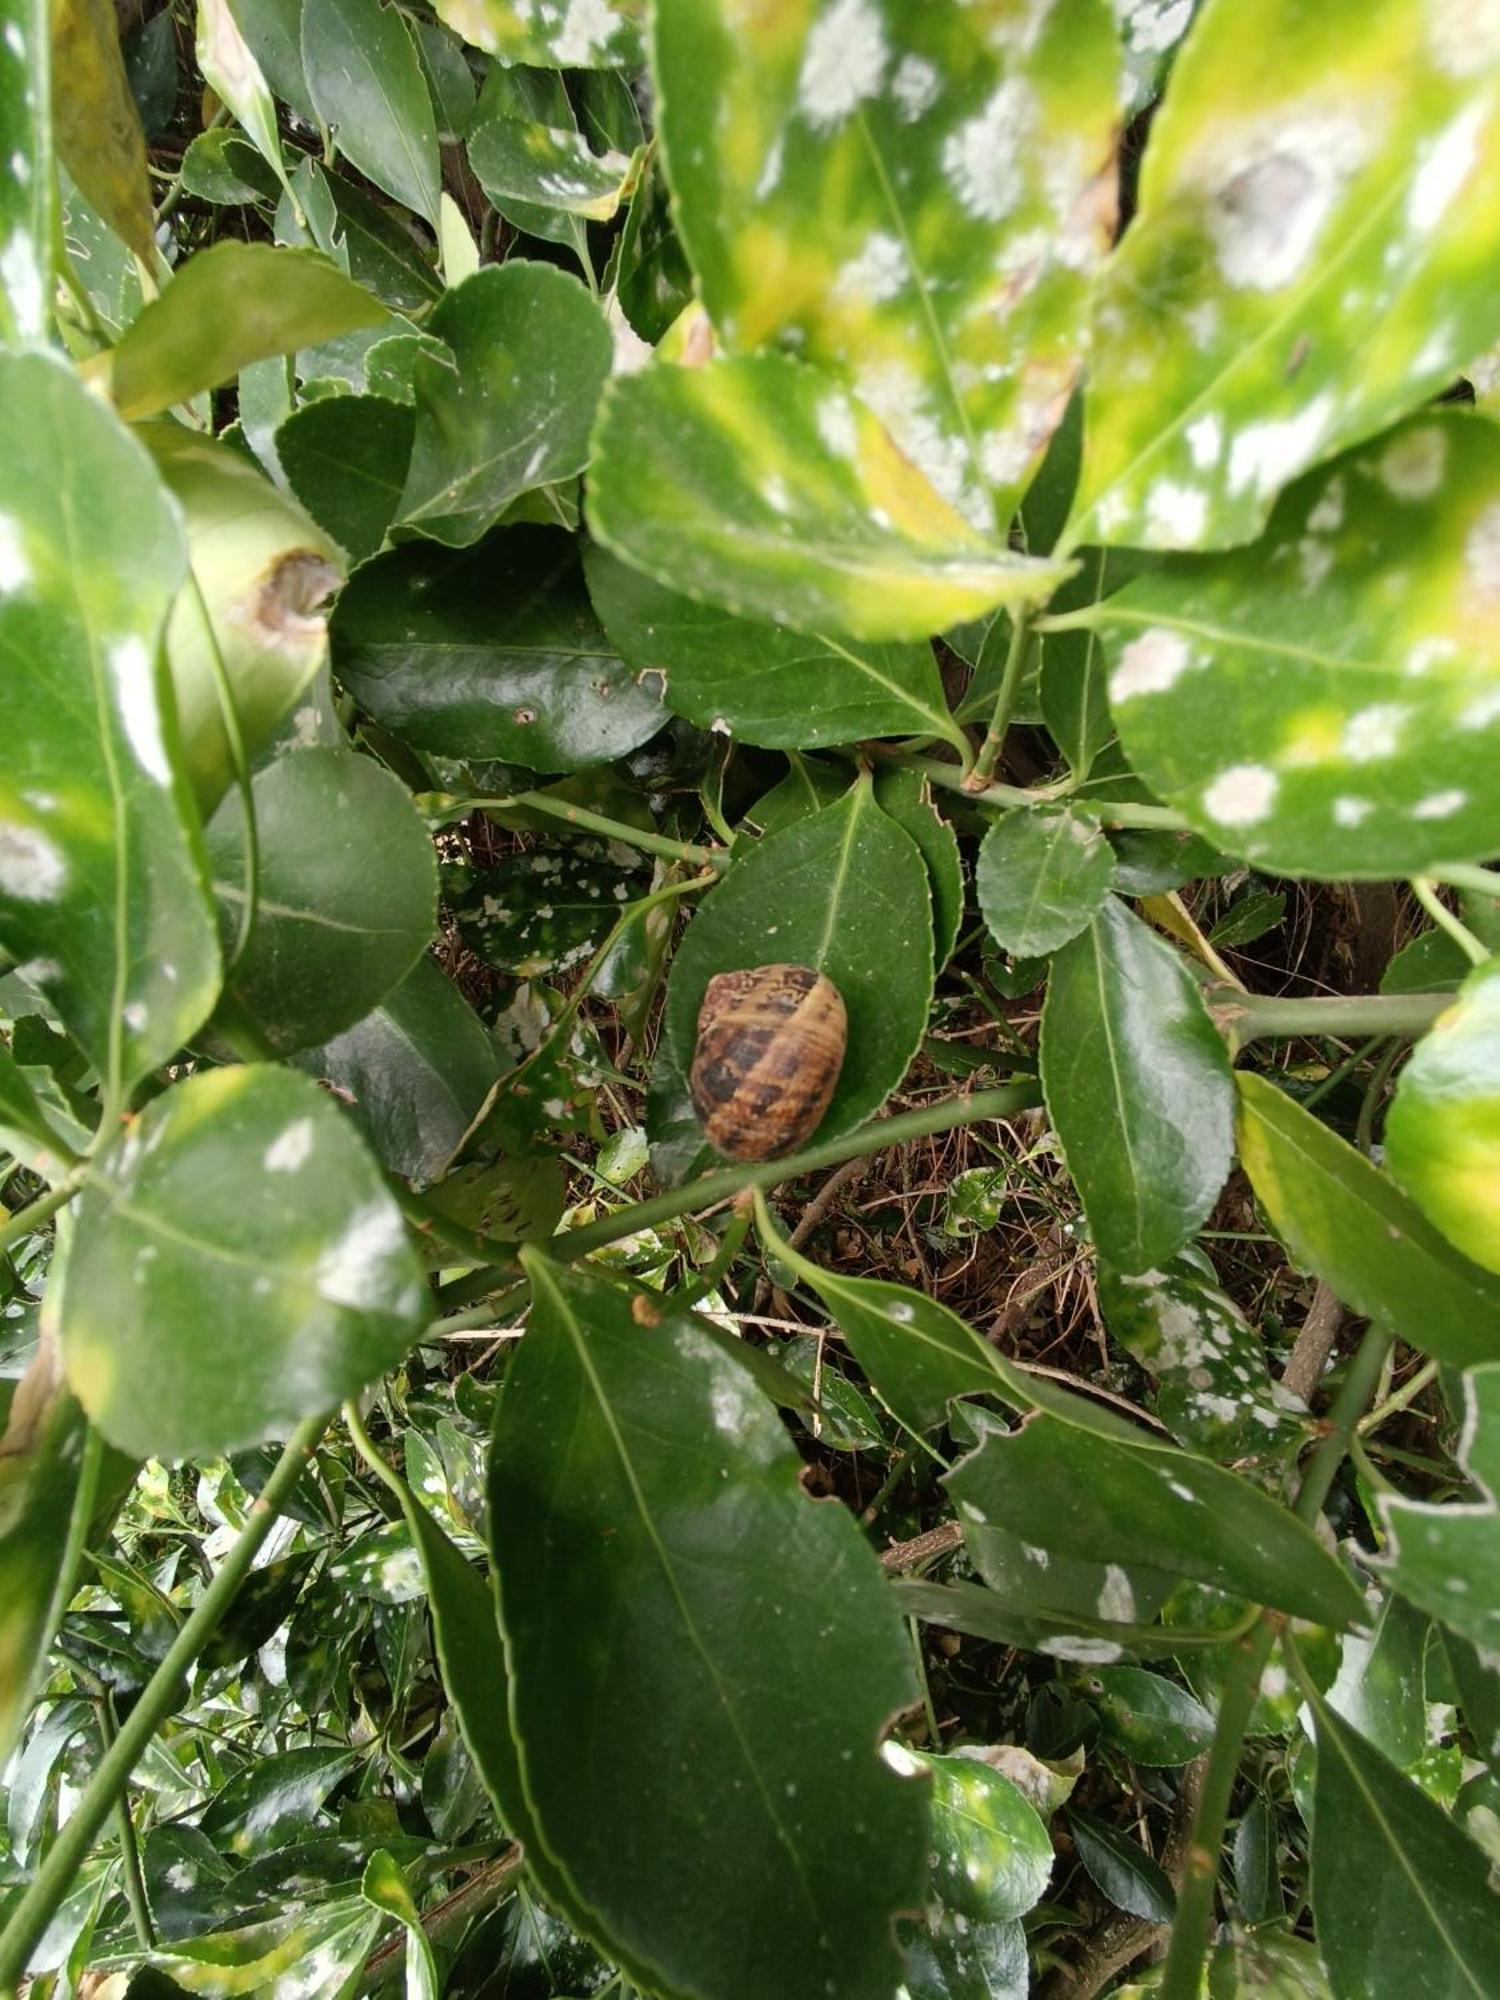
[1039,1636,1124,1664]
[1411,788,1467,819]
[754,133,785,201]
[815,393,858,460]
[1405,636,1456,676]
[1097,1564,1135,1622]
[891,52,940,121]
[1110,627,1192,702]
[1117,0,1192,55]
[315,1200,409,1310]
[0,514,30,595]
[1306,477,1345,533]
[1341,702,1409,762]
[111,636,172,785]
[552,0,615,66]
[1207,113,1367,292]
[264,1117,314,1173]
[860,358,987,528]
[1380,427,1447,500]
[1332,795,1373,827]
[797,0,888,129]
[761,474,792,514]
[942,80,1034,224]
[3,20,24,53]
[1465,501,1500,595]
[979,427,1032,488]
[1297,537,1334,592]
[1,230,43,338]
[0,820,67,901]
[1145,479,1207,543]
[833,229,907,304]
[1426,0,1500,74]
[1202,763,1278,826]
[709,1368,760,1443]
[1407,100,1485,230]
[1227,394,1333,498]
[122,1000,147,1032]
[1186,414,1223,470]
[1459,687,1500,730]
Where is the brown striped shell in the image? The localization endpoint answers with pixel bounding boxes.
[689,965,848,1162]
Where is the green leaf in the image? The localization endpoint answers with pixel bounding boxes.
[465,61,595,259]
[468,107,634,221]
[654,0,1121,534]
[1087,1666,1216,1766]
[51,0,154,263]
[1309,1685,1500,1999]
[226,0,315,123]
[583,541,965,755]
[278,157,442,313]
[301,0,440,225]
[586,353,1069,643]
[59,1064,427,1458]
[195,0,294,209]
[874,767,965,973]
[1096,1251,1304,1457]
[1081,416,1500,876]
[362,1850,439,2000]
[977,808,1116,958]
[1,0,50,343]
[1380,1363,1500,1655]
[1066,1807,1175,1923]
[1236,1070,1500,1367]
[901,1914,1028,2000]
[454,839,645,978]
[434,0,641,66]
[294,956,498,1187]
[148,1897,383,1996]
[1386,958,1500,1274]
[206,747,438,1056]
[0,1035,70,1170]
[1072,3,1500,551]
[0,354,221,1101]
[1328,1592,1431,1773]
[914,1750,1053,1925]
[398,262,611,547]
[897,1578,1201,1666]
[100,243,384,421]
[947,1410,1364,1628]
[144,422,343,818]
[1232,1795,1282,1926]
[333,528,666,769]
[652,777,933,1172]
[177,129,280,205]
[276,395,415,565]
[491,1251,928,2000]
[1041,898,1234,1271]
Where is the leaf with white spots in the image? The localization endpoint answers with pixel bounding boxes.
[1,0,51,343]
[468,106,635,223]
[1072,0,1500,551]
[1386,958,1500,1275]
[431,0,641,69]
[490,1249,928,2000]
[1380,1362,1500,1655]
[913,1750,1053,1924]
[1113,0,1202,116]
[58,1064,427,1459]
[1076,414,1500,875]
[1040,897,1234,1271]
[654,0,1121,536]
[0,353,220,1104]
[587,354,1069,642]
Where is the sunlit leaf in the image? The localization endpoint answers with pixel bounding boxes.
[1072,0,1500,551]
[301,0,440,225]
[362,1849,439,2000]
[433,0,642,68]
[1386,958,1500,1273]
[149,1897,383,1995]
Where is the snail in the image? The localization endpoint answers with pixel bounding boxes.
[689,964,847,1162]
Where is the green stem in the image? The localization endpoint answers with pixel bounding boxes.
[1210,987,1451,1048]
[0,1169,85,1255]
[885,751,1187,829]
[967,610,1032,787]
[186,565,259,970]
[0,1415,329,1991]
[97,1695,154,1953]
[421,791,728,872]
[1159,1321,1392,2000]
[429,1083,1042,1323]
[1358,1357,1439,1437]
[1428,860,1500,902]
[1410,877,1487,968]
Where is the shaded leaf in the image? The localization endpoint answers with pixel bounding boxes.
[901,1914,1028,2000]
[178,129,281,205]
[454,839,645,978]
[914,1749,1053,1924]
[587,353,1069,643]
[1087,1666,1216,1766]
[1066,1806,1175,1922]
[1381,1363,1500,1655]
[51,0,153,262]
[874,767,965,974]
[277,394,415,564]
[59,1064,426,1459]
[1386,958,1500,1273]
[977,808,1115,958]
[302,0,440,224]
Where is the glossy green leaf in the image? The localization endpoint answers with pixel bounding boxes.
[0,354,221,1100]
[301,0,440,224]
[914,1750,1053,1924]
[148,1897,383,1997]
[1232,1795,1282,1927]
[1083,417,1500,876]
[276,395,415,565]
[1041,898,1234,1271]
[874,767,965,973]
[1386,958,1500,1273]
[897,1577,1200,1666]
[464,61,594,258]
[433,0,642,68]
[587,354,1070,643]
[1328,1591,1431,1773]
[1309,1685,1500,1999]
[178,129,280,205]
[398,263,611,547]
[901,1915,1028,2000]
[651,777,933,1172]
[582,541,965,755]
[655,0,1121,535]
[195,0,293,207]
[98,243,384,421]
[225,0,314,123]
[947,1410,1364,1628]
[294,956,498,1187]
[1,0,50,343]
[1380,1363,1500,1654]
[334,528,666,769]
[144,423,343,818]
[0,1035,69,1169]
[51,0,154,263]
[1236,1070,1500,1367]
[206,747,437,1056]
[490,1251,927,2000]
[1087,1666,1216,1766]
[362,1849,439,2000]
[468,108,633,221]
[1073,2,1500,551]
[1207,886,1286,950]
[278,157,442,313]
[1096,1251,1304,1457]
[977,807,1116,959]
[59,1064,426,1458]
[1066,1807,1175,1923]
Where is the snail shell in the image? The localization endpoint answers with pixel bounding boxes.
[689,964,847,1162]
